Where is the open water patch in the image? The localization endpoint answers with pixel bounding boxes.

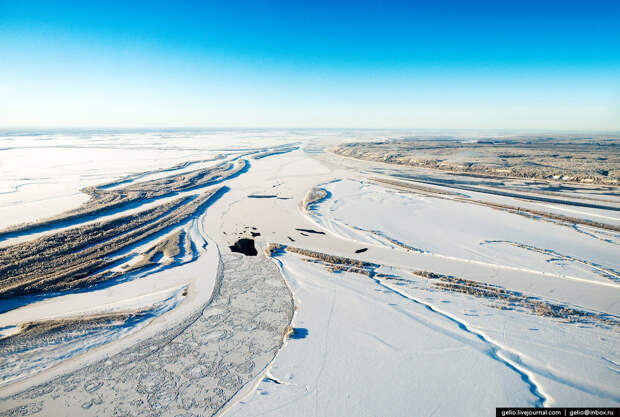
[229,238,258,256]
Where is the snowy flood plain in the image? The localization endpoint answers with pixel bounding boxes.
[0,130,618,416]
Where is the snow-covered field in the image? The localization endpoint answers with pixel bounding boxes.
[0,130,618,416]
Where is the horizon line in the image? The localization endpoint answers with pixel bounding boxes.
[1,126,619,134]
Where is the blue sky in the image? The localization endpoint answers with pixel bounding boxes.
[1,0,618,129]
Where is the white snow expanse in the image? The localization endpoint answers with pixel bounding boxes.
[0,130,618,416]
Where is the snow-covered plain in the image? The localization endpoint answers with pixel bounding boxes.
[227,179,619,415]
[0,130,618,416]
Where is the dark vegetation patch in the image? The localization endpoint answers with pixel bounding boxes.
[0,188,223,299]
[265,244,378,276]
[0,159,246,239]
[252,146,299,160]
[332,137,620,185]
[125,230,192,273]
[0,311,152,349]
[413,271,619,327]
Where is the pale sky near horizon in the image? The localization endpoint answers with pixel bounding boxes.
[1,0,619,130]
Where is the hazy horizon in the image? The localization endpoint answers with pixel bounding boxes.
[2,127,620,134]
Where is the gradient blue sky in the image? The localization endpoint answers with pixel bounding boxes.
[1,0,619,129]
